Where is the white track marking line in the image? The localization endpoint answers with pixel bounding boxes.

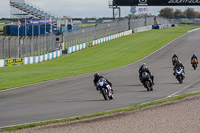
[168,79,200,98]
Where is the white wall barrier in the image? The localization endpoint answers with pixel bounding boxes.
[66,31,131,54]
[66,43,87,54]
[93,31,127,46]
[152,24,172,29]
[0,60,4,67]
[134,25,152,33]
[0,49,62,67]
[159,24,171,29]
[124,30,133,36]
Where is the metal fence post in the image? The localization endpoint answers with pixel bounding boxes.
[8,37,11,59]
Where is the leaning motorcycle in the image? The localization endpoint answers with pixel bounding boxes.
[174,66,185,84]
[191,58,198,70]
[172,57,178,66]
[141,72,153,91]
[97,78,113,100]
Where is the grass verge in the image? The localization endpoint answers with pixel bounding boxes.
[0,25,4,32]
[1,91,200,132]
[0,26,199,91]
[78,23,97,27]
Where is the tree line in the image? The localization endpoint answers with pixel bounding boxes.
[159,8,200,18]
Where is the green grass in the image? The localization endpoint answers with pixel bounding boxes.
[0,26,199,91]
[78,23,97,27]
[0,25,4,32]
[1,91,200,132]
[0,20,10,23]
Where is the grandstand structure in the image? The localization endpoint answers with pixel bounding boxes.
[10,0,57,20]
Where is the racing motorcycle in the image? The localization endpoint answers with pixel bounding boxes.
[172,57,178,66]
[141,72,153,91]
[174,66,185,84]
[97,78,113,100]
[191,58,198,70]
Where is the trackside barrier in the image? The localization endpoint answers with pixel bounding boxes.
[159,24,171,29]
[0,49,62,67]
[0,60,3,67]
[93,32,124,46]
[124,30,133,36]
[134,25,152,33]
[65,24,168,54]
[152,24,172,29]
[66,43,87,54]
[93,30,133,46]
[66,30,132,54]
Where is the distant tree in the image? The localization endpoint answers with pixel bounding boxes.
[159,8,174,18]
[128,13,153,19]
[184,8,196,18]
[196,12,200,18]
[85,17,97,20]
[101,17,113,20]
[159,7,200,18]
[174,9,184,18]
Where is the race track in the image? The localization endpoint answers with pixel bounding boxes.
[1,29,200,128]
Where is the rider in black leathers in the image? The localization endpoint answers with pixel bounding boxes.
[139,63,155,85]
[93,73,112,91]
[172,54,178,60]
[172,54,179,65]
[191,54,198,64]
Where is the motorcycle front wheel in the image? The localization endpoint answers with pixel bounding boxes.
[177,76,183,84]
[101,88,108,100]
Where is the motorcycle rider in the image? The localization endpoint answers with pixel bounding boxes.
[93,73,113,91]
[139,63,155,85]
[172,54,178,60]
[173,61,185,76]
[191,54,198,64]
[172,54,179,65]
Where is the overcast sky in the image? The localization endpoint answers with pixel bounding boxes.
[0,0,200,19]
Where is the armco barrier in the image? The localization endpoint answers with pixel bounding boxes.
[0,49,62,67]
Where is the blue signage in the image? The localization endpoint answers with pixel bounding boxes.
[130,6,136,14]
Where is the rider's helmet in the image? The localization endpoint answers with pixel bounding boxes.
[142,63,148,70]
[94,73,100,78]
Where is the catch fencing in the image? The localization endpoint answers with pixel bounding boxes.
[0,17,169,59]
[0,33,57,59]
[63,19,129,50]
[169,18,200,25]
[63,17,169,50]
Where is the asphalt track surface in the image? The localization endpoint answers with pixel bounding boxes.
[1,29,200,128]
